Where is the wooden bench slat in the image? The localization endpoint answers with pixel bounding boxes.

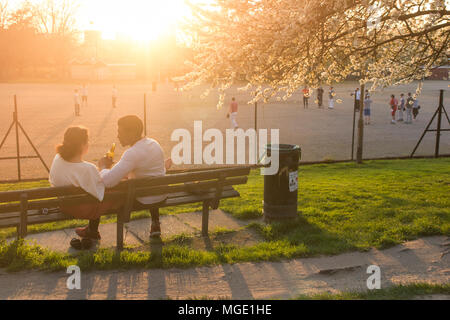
[0,178,247,214]
[0,188,240,228]
[155,189,239,208]
[0,186,238,218]
[0,167,251,202]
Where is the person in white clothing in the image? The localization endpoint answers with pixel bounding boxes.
[328,87,335,109]
[50,126,120,241]
[228,97,239,129]
[98,115,172,238]
[74,89,81,116]
[112,85,118,108]
[81,84,88,108]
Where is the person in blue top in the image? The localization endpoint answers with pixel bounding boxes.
[398,93,405,122]
[405,92,414,124]
[412,95,420,121]
[364,92,372,125]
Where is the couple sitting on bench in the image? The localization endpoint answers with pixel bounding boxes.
[49,115,172,242]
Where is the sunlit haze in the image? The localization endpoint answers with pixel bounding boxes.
[78,0,191,41]
[8,0,195,41]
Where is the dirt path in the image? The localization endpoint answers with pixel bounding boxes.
[0,236,448,300]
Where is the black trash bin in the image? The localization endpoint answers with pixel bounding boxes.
[263,144,301,222]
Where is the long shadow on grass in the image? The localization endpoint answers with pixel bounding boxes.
[36,114,76,149]
[250,215,357,256]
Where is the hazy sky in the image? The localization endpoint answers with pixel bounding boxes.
[6,0,193,40]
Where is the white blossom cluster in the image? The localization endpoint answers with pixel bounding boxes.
[177,0,449,108]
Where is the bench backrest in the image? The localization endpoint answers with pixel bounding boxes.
[0,167,251,220]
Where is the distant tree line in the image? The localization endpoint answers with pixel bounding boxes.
[0,0,79,80]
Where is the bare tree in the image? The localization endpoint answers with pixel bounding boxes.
[32,0,78,36]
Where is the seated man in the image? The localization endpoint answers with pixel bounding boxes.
[98,115,171,238]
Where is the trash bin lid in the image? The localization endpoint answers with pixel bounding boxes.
[265,144,301,153]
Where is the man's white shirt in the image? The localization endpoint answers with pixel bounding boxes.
[100,138,166,204]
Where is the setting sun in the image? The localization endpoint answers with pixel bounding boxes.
[79,0,192,41]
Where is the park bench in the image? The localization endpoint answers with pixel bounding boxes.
[0,166,251,250]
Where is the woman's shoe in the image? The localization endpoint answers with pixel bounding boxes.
[75,226,101,240]
[70,238,82,250]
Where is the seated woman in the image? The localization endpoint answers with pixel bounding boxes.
[49,126,116,240]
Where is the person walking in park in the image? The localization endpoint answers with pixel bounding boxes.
[405,92,414,124]
[316,86,324,108]
[228,97,239,129]
[49,126,121,243]
[112,85,118,108]
[351,88,361,112]
[302,86,310,109]
[81,84,88,108]
[74,89,81,116]
[98,115,172,239]
[364,93,372,125]
[328,87,335,109]
[389,94,398,124]
[412,95,421,121]
[398,93,405,122]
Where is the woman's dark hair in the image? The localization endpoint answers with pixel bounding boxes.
[56,126,88,161]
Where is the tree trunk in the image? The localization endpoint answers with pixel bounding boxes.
[356,83,365,164]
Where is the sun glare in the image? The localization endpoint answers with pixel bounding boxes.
[79,0,192,41]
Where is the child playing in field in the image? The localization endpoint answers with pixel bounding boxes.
[398,93,405,122]
[364,93,372,125]
[389,94,398,124]
[81,84,88,108]
[228,97,239,129]
[302,86,310,109]
[328,87,335,109]
[412,95,420,121]
[112,85,117,108]
[405,92,414,124]
[74,89,81,116]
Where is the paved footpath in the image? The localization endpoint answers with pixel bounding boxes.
[12,209,256,253]
[1,235,449,300]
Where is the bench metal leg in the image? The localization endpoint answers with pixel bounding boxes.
[19,194,28,239]
[117,213,124,251]
[202,201,210,237]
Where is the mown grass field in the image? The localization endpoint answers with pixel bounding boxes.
[294,283,450,300]
[0,158,449,271]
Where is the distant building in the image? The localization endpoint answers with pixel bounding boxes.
[427,56,450,80]
[427,65,449,80]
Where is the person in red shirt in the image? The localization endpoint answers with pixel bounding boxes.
[228,97,239,129]
[389,94,398,124]
[302,86,310,109]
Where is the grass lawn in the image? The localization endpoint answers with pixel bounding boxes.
[0,158,449,271]
[294,283,450,300]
